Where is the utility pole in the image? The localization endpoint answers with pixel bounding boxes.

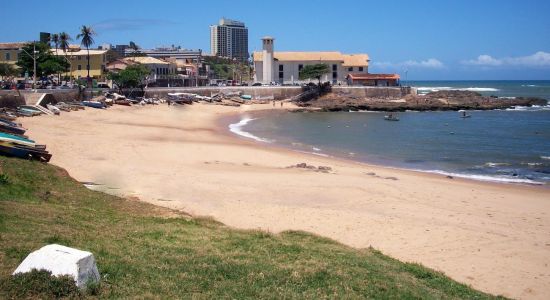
[21,41,39,92]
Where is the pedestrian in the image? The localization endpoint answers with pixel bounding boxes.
[280,101,283,107]
[272,101,275,107]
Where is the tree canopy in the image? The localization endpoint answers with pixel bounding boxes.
[107,64,150,91]
[0,63,19,79]
[16,42,69,78]
[299,64,330,84]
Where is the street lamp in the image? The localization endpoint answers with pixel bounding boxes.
[20,41,39,92]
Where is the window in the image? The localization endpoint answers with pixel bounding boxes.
[5,52,10,60]
[78,56,82,61]
[359,67,364,72]
[298,64,303,71]
[332,72,337,79]
[332,64,337,71]
[348,67,353,72]
[279,65,283,71]
[77,65,82,70]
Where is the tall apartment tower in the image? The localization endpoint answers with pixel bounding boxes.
[210,18,249,61]
[261,36,274,84]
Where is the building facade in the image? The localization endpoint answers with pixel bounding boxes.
[210,18,248,61]
[0,42,26,66]
[253,37,370,85]
[52,46,108,79]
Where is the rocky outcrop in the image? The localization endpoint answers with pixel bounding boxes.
[294,90,547,112]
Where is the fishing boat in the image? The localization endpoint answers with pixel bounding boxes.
[0,119,26,135]
[0,141,52,162]
[0,132,36,147]
[384,114,400,121]
[0,112,17,122]
[17,107,42,116]
[240,94,252,100]
[458,110,471,118]
[81,101,106,109]
[46,104,61,115]
[114,99,132,106]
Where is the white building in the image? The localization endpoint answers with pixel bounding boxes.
[210,18,249,61]
[253,36,369,85]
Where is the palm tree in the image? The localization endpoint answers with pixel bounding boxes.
[76,25,95,80]
[129,41,139,60]
[51,33,60,55]
[59,32,72,81]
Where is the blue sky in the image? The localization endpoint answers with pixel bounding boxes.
[1,0,549,80]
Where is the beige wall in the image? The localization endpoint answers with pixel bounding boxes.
[0,49,21,65]
[62,53,106,79]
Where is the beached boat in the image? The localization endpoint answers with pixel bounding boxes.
[0,132,36,147]
[46,104,61,115]
[240,95,252,100]
[0,119,26,135]
[16,108,42,117]
[81,101,106,109]
[0,141,51,162]
[0,112,17,122]
[114,99,132,106]
[384,115,400,121]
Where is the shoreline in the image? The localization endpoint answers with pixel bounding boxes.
[219,109,549,188]
[20,103,550,299]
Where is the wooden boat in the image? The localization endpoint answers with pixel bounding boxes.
[0,132,36,147]
[114,99,132,106]
[240,95,252,100]
[17,108,42,116]
[0,141,51,162]
[0,112,17,122]
[81,101,106,109]
[384,115,400,121]
[0,119,26,135]
[46,104,61,115]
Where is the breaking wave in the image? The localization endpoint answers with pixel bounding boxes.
[229,118,273,143]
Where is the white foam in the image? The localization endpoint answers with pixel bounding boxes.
[312,147,321,152]
[229,118,272,143]
[415,86,500,93]
[484,162,510,167]
[541,156,550,160]
[417,169,544,185]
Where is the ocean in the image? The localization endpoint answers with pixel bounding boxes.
[230,80,550,185]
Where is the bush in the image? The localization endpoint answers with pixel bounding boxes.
[0,269,82,299]
[0,173,9,185]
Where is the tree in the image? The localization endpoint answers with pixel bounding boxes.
[0,63,19,80]
[299,64,330,85]
[129,41,140,59]
[107,64,150,93]
[51,33,60,54]
[76,25,95,80]
[59,32,72,79]
[16,42,69,80]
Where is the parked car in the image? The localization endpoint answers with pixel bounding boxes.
[240,82,249,86]
[96,83,110,88]
[252,82,262,86]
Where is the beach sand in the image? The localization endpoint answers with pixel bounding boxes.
[21,103,550,299]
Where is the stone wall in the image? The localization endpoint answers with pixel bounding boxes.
[144,86,303,100]
[332,86,413,99]
[0,90,80,106]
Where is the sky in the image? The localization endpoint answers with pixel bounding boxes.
[1,0,549,80]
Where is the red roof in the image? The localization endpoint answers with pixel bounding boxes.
[347,73,400,80]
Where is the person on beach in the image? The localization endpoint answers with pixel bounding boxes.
[280,101,283,107]
[272,101,275,107]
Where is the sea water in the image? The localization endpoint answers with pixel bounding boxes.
[230,81,550,185]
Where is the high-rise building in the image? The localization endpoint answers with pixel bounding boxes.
[210,18,248,61]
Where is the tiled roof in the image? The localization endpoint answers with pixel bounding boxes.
[0,42,29,50]
[123,56,170,65]
[253,51,369,66]
[347,73,400,80]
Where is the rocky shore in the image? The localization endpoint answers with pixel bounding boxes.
[294,90,548,112]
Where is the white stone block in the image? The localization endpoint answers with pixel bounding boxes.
[13,244,100,288]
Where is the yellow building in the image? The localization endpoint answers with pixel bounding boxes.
[52,46,108,80]
[0,42,28,66]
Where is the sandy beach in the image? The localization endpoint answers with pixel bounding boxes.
[21,103,550,299]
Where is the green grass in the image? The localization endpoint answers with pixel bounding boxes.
[0,157,504,299]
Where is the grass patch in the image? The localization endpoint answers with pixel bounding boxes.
[0,270,81,299]
[0,157,505,299]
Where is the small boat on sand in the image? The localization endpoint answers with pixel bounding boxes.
[0,119,26,135]
[46,104,61,115]
[0,132,35,147]
[82,101,106,109]
[0,141,51,162]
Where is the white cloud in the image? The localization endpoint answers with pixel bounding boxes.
[462,52,550,67]
[372,58,445,69]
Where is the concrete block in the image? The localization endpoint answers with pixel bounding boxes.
[13,244,100,288]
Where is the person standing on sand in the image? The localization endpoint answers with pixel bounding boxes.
[272,101,275,107]
[280,101,283,107]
